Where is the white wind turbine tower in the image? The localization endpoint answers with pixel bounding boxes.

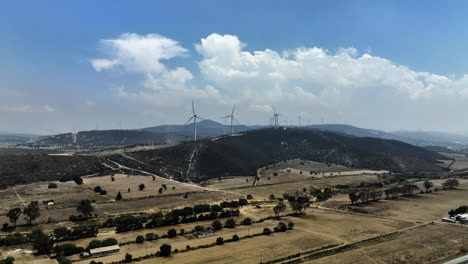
[223,105,237,135]
[185,100,205,141]
[273,108,280,129]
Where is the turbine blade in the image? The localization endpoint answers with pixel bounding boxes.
[231,105,236,116]
[185,116,194,125]
[192,100,195,115]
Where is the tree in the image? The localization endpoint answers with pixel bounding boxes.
[94,186,102,193]
[241,218,252,225]
[116,192,122,200]
[31,229,54,254]
[135,235,144,244]
[246,194,253,200]
[423,180,434,192]
[273,201,286,218]
[348,191,359,205]
[138,184,145,191]
[232,234,239,241]
[269,194,276,200]
[0,257,15,264]
[443,179,459,190]
[263,227,272,235]
[73,177,83,185]
[212,220,223,230]
[23,201,40,225]
[48,183,58,189]
[7,208,22,227]
[224,218,236,228]
[76,200,94,219]
[289,196,310,214]
[216,237,224,245]
[124,253,132,263]
[167,229,177,238]
[160,244,171,257]
[88,240,102,249]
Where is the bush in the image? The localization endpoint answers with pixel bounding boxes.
[167,229,177,238]
[88,240,102,249]
[145,233,157,241]
[288,222,294,230]
[160,244,171,257]
[48,183,58,189]
[99,190,107,195]
[124,253,132,263]
[194,226,204,232]
[224,218,236,228]
[138,184,145,191]
[232,234,239,241]
[116,192,122,200]
[263,227,272,235]
[216,237,224,245]
[0,257,15,264]
[72,177,83,185]
[135,235,145,244]
[94,186,102,193]
[211,220,223,230]
[179,229,185,236]
[246,194,253,200]
[276,222,287,232]
[241,218,252,225]
[101,238,118,247]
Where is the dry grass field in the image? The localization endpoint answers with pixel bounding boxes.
[2,157,468,264]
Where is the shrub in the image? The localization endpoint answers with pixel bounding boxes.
[232,234,239,241]
[288,221,294,230]
[194,226,205,232]
[276,222,287,232]
[138,184,145,191]
[135,235,145,244]
[94,186,102,193]
[241,218,252,225]
[216,237,224,245]
[246,194,253,200]
[212,220,223,230]
[179,229,185,236]
[0,257,15,264]
[263,227,272,235]
[116,192,122,200]
[99,190,107,195]
[224,218,236,228]
[72,177,83,185]
[48,183,58,189]
[167,229,177,238]
[101,238,117,247]
[124,253,132,263]
[88,240,102,249]
[145,233,157,241]
[160,244,171,257]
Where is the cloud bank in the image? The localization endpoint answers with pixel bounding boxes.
[90,33,468,129]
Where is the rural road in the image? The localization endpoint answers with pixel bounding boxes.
[444,255,468,264]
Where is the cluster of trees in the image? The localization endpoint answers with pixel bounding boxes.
[5,201,40,228]
[94,186,107,195]
[0,257,14,264]
[449,205,468,217]
[349,189,384,205]
[442,179,459,189]
[0,232,30,246]
[88,238,118,249]
[102,199,247,233]
[52,225,98,241]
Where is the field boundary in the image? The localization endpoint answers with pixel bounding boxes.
[261,222,433,264]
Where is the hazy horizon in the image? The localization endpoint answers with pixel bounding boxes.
[3,1,468,134]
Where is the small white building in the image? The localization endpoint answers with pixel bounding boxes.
[90,245,120,257]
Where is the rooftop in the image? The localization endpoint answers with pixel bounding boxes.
[89,245,120,255]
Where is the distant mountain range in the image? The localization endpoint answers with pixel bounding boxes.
[11,120,468,150]
[110,128,446,182]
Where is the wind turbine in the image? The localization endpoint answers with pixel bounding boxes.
[223,105,237,135]
[272,108,280,129]
[185,100,205,141]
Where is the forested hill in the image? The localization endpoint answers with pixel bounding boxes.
[111,128,447,182]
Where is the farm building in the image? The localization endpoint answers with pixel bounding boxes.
[90,245,120,257]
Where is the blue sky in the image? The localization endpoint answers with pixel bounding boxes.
[2,1,468,134]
